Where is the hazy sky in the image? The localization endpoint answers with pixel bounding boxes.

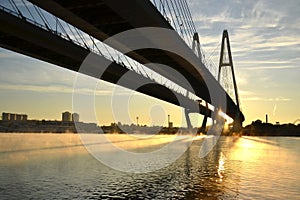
[188,0,300,125]
[0,0,299,126]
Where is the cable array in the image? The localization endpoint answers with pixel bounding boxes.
[0,0,242,121]
[2,0,237,104]
[218,47,237,105]
[1,0,201,100]
[151,0,196,48]
[150,0,221,80]
[150,0,241,111]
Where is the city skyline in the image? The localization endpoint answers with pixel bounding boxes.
[0,0,299,126]
[0,110,177,127]
[1,111,79,122]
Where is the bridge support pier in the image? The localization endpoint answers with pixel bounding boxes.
[184,109,193,130]
[199,102,209,134]
[185,101,210,134]
[232,113,243,132]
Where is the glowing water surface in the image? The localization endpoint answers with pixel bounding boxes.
[0,134,299,199]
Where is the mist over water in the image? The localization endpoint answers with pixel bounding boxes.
[0,134,299,199]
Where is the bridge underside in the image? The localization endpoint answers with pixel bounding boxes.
[28,0,244,123]
[0,9,211,118]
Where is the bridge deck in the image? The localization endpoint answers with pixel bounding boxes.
[27,0,244,122]
[0,9,210,116]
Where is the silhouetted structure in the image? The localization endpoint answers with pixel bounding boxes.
[168,115,173,128]
[62,111,72,122]
[72,113,79,122]
[2,112,28,121]
[0,111,100,133]
[218,30,242,131]
[0,1,244,133]
[242,120,300,136]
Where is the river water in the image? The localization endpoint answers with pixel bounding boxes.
[0,134,299,199]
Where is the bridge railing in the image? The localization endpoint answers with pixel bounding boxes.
[0,0,202,102]
[150,0,241,109]
[149,0,219,80]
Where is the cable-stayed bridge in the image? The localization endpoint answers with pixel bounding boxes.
[0,0,244,131]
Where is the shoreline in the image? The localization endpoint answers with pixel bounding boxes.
[0,132,299,137]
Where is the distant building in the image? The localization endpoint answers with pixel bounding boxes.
[2,112,28,121]
[22,115,28,121]
[72,113,79,122]
[62,111,72,122]
[168,115,173,128]
[10,114,16,121]
[16,114,22,121]
[2,113,10,121]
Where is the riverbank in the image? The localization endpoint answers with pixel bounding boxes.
[241,120,300,136]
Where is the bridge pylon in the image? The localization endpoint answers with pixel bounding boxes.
[192,32,202,63]
[218,30,242,131]
[184,109,193,130]
[199,101,209,134]
[192,33,210,134]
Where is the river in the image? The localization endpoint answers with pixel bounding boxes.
[0,133,299,199]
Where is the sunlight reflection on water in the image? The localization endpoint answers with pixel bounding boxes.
[0,134,299,199]
[217,152,226,181]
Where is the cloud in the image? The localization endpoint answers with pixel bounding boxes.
[191,1,300,70]
[247,1,285,28]
[0,83,73,94]
[241,65,299,70]
[238,90,256,96]
[242,97,291,102]
[0,82,138,96]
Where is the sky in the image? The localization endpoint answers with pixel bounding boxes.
[0,0,299,126]
[188,0,300,125]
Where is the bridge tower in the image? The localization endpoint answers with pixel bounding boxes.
[190,33,210,134]
[218,30,242,131]
[192,32,202,63]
